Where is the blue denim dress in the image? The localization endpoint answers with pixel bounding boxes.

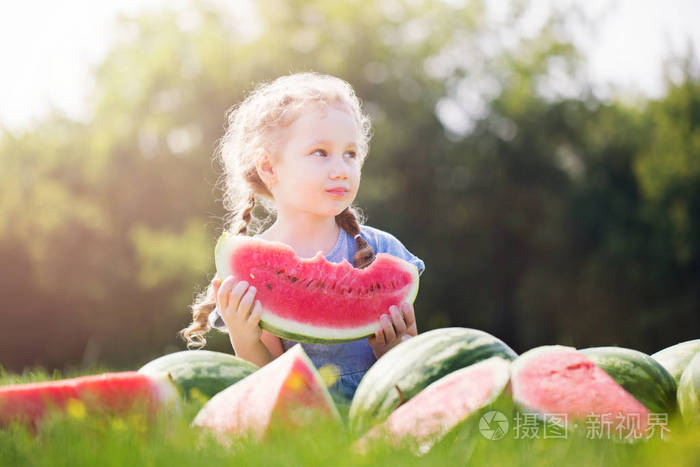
[208,225,425,406]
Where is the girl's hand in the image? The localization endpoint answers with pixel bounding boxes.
[212,276,263,349]
[368,303,417,359]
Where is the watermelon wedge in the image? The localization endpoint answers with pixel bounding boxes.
[357,357,510,454]
[511,346,650,439]
[0,371,178,428]
[580,346,677,415]
[192,344,340,441]
[349,327,517,436]
[214,233,420,343]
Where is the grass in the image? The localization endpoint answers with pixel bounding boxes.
[1,367,699,466]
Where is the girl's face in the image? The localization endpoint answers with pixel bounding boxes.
[267,103,362,218]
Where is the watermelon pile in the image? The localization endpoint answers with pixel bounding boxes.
[1,331,699,452]
[0,237,697,453]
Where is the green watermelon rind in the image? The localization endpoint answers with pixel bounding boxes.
[651,339,700,384]
[348,327,518,436]
[580,346,677,415]
[678,351,700,426]
[138,350,258,400]
[214,232,420,344]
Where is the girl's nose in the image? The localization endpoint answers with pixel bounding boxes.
[328,158,348,179]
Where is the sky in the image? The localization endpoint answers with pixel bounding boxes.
[0,0,699,132]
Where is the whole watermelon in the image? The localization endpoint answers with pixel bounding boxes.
[138,350,258,401]
[678,351,700,425]
[348,327,517,436]
[651,339,700,383]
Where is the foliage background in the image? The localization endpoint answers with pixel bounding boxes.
[1,0,698,372]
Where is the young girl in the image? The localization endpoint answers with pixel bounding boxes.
[180,72,425,404]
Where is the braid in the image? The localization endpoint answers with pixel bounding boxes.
[236,194,256,235]
[179,282,216,349]
[335,207,375,268]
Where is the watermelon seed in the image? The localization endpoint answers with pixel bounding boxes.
[290,276,297,283]
[266,283,272,290]
[250,273,255,279]
[276,270,284,275]
[376,283,381,290]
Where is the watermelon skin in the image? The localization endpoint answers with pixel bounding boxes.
[511,346,650,437]
[214,233,420,344]
[358,357,511,454]
[138,350,258,400]
[678,351,700,425]
[192,344,340,440]
[580,347,677,415]
[348,327,517,436]
[0,372,178,427]
[651,339,700,383]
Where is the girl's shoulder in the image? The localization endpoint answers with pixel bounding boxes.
[359,225,425,275]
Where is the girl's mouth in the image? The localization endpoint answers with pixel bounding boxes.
[325,188,349,196]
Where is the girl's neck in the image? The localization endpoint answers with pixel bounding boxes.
[261,212,341,258]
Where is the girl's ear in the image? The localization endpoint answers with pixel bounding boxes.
[255,148,277,189]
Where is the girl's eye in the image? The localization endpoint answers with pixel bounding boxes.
[344,151,357,159]
[311,149,327,157]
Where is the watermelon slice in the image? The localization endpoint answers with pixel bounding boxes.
[511,346,650,438]
[192,344,340,441]
[358,357,511,454]
[214,233,420,343]
[0,371,178,428]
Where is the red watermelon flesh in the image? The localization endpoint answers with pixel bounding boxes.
[359,357,510,453]
[0,371,178,427]
[215,233,420,343]
[511,346,650,436]
[192,344,340,440]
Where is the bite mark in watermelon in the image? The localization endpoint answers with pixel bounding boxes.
[511,346,650,438]
[358,357,511,454]
[215,233,420,343]
[0,371,178,428]
[192,344,340,441]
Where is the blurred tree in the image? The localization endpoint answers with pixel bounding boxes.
[0,0,698,371]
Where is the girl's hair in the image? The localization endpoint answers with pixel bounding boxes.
[180,72,375,349]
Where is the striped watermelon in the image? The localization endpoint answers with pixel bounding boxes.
[580,347,677,415]
[678,351,700,425]
[511,346,650,438]
[138,350,258,401]
[348,327,517,436]
[215,233,420,344]
[651,339,700,383]
[192,344,340,441]
[357,357,511,454]
[0,372,178,428]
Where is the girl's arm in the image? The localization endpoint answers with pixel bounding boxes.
[260,330,285,358]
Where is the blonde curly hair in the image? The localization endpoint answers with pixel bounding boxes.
[180,72,375,349]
